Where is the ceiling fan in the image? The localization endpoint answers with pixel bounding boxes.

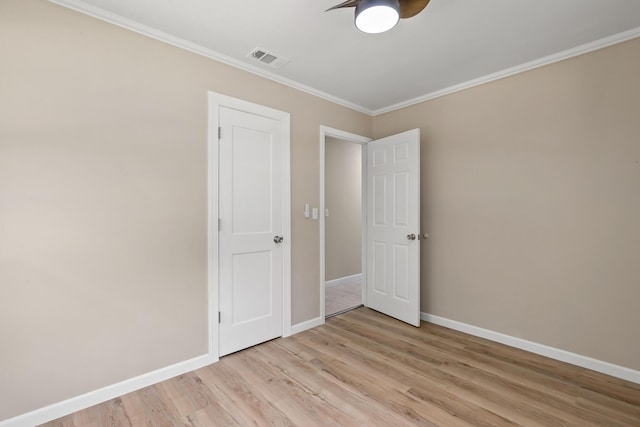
[326,0,431,34]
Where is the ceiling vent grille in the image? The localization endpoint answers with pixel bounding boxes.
[247,48,290,69]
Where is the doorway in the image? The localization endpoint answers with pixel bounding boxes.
[320,126,422,326]
[324,136,363,317]
[320,126,370,320]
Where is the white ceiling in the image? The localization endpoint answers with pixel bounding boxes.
[52,0,640,114]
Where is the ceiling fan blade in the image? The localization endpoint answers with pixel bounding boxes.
[398,0,430,19]
[325,0,359,12]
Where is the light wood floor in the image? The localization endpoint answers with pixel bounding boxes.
[43,308,640,426]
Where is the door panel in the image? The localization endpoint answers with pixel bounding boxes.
[393,244,409,301]
[231,126,273,234]
[232,251,273,323]
[373,242,387,293]
[395,172,410,226]
[373,175,387,225]
[366,129,420,326]
[219,106,283,356]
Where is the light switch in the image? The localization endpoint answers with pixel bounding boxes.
[312,207,318,220]
[325,209,330,217]
[304,203,310,218]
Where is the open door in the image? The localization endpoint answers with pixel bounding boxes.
[366,129,420,326]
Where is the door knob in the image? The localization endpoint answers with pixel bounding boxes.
[273,235,283,244]
[407,234,416,240]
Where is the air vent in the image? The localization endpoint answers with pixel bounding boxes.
[247,48,290,69]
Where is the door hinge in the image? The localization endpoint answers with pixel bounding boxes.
[218,311,221,324]
[218,126,221,139]
[218,218,221,231]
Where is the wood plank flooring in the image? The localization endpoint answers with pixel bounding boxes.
[43,307,640,426]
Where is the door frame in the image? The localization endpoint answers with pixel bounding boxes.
[208,92,291,361]
[319,126,371,321]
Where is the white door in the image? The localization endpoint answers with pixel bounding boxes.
[366,129,421,326]
[218,106,285,356]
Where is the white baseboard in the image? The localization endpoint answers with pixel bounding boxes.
[9,313,636,427]
[0,353,216,427]
[421,312,640,385]
[325,273,362,288]
[3,312,321,427]
[291,316,323,335]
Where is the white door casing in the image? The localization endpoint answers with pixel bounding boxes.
[366,129,421,326]
[209,93,291,359]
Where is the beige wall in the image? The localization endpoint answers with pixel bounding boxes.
[0,0,371,420]
[325,137,362,282]
[373,37,640,371]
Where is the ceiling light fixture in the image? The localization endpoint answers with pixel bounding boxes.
[327,0,430,34]
[355,0,400,34]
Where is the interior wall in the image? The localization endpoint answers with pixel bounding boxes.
[324,137,362,282]
[373,37,640,371]
[0,0,371,420]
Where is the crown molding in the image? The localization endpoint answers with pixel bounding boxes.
[372,26,640,116]
[48,1,640,118]
[47,0,374,116]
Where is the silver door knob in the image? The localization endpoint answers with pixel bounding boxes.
[273,235,283,244]
[407,234,416,240]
